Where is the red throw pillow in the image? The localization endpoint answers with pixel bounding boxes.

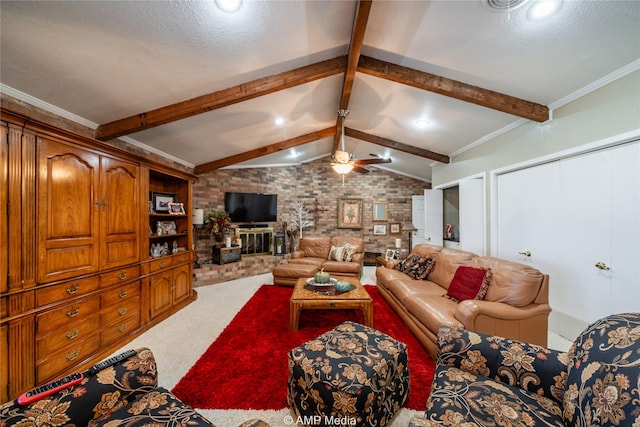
[445,266,492,302]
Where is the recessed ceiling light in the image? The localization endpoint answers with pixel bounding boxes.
[416,119,430,129]
[215,0,242,13]
[274,117,284,126]
[527,0,562,20]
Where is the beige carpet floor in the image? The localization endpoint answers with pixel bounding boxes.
[113,266,571,426]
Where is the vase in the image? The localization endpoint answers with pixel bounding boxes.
[214,233,224,243]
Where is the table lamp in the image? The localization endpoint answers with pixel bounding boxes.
[401,220,418,250]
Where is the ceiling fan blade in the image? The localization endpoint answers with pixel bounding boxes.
[353,158,392,165]
[353,166,370,173]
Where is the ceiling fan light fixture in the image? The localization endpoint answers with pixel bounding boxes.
[332,163,354,174]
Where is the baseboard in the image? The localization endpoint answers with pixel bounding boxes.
[549,311,588,341]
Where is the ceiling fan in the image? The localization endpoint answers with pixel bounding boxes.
[331,109,391,175]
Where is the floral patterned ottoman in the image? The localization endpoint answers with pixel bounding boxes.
[287,321,410,426]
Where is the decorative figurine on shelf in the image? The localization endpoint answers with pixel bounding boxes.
[172,241,178,253]
[445,223,452,239]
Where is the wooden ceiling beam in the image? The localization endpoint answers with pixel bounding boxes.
[95,57,347,141]
[194,127,336,175]
[358,55,549,123]
[345,127,450,164]
[332,0,372,153]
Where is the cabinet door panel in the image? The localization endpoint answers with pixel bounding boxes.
[101,157,140,269]
[172,264,191,305]
[38,138,100,283]
[149,272,172,319]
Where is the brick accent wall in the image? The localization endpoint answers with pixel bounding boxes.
[193,158,429,266]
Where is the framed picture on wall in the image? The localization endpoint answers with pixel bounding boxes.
[372,201,388,221]
[337,197,364,229]
[373,224,387,235]
[389,222,401,234]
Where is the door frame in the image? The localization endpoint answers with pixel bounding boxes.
[435,172,487,255]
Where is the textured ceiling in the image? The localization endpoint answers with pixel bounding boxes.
[2,0,639,181]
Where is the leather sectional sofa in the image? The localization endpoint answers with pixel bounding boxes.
[376,244,550,358]
[273,236,365,286]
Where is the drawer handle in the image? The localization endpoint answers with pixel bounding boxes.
[179,256,185,262]
[66,349,79,361]
[118,324,127,333]
[159,262,166,268]
[66,284,80,294]
[118,307,127,316]
[118,272,127,280]
[66,329,79,340]
[66,307,80,318]
[118,290,127,298]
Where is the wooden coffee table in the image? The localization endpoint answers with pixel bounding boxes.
[289,276,373,332]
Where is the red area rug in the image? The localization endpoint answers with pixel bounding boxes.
[172,284,435,410]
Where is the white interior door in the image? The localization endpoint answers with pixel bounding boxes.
[412,195,426,247]
[424,189,443,246]
[459,178,485,255]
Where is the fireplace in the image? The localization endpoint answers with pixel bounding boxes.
[238,227,273,256]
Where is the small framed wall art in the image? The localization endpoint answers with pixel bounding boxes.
[372,201,388,221]
[373,223,387,235]
[389,222,401,234]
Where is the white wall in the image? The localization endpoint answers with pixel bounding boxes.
[432,69,640,252]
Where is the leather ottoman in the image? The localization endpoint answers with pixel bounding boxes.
[272,263,318,286]
[287,321,410,426]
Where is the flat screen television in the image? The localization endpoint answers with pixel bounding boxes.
[224,192,277,223]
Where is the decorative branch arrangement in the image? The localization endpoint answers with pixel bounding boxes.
[290,201,314,238]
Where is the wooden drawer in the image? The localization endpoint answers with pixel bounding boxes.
[172,252,190,265]
[37,333,100,383]
[100,315,141,346]
[36,314,100,360]
[36,277,100,307]
[101,296,140,326]
[36,296,100,335]
[101,265,141,288]
[100,282,140,306]
[149,257,172,273]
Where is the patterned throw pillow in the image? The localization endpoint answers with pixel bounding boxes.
[445,266,492,302]
[342,243,358,262]
[394,255,435,280]
[328,245,345,261]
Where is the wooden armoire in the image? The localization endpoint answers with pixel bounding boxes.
[0,108,198,403]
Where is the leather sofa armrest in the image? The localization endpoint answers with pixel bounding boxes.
[455,300,552,328]
[436,325,568,403]
[291,250,305,259]
[351,252,364,264]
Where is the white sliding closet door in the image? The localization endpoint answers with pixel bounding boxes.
[496,141,640,338]
[558,142,640,323]
[496,161,561,270]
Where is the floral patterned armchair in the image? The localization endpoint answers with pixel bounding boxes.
[410,313,640,427]
[0,347,268,427]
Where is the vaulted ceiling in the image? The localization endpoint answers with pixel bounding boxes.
[2,0,639,181]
